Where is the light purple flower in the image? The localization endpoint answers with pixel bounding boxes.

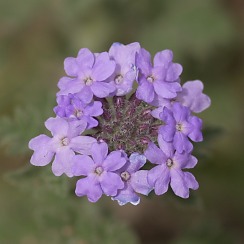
[112,153,152,206]
[108,42,140,96]
[151,80,211,118]
[54,94,103,129]
[57,48,116,103]
[144,135,199,198]
[136,48,182,103]
[159,102,203,153]
[73,142,126,202]
[28,117,96,177]
[177,80,211,113]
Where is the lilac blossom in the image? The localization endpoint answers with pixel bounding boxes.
[57,48,116,103]
[159,102,203,153]
[72,142,126,202]
[108,42,140,96]
[112,153,152,206]
[144,135,199,198]
[54,94,103,129]
[29,117,96,177]
[151,80,211,119]
[136,48,182,103]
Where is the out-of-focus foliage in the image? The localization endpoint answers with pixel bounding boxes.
[0,0,243,243]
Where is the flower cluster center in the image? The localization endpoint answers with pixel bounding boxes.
[94,94,162,154]
[61,137,69,146]
[121,171,131,181]
[166,158,174,168]
[114,74,123,84]
[84,77,93,86]
[94,166,103,176]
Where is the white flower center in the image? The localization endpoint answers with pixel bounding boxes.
[84,77,93,86]
[176,123,183,132]
[115,74,123,84]
[166,158,174,168]
[61,137,69,146]
[147,75,155,83]
[94,166,103,176]
[120,171,131,181]
[74,109,83,118]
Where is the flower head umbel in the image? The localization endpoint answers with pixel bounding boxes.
[29,42,211,205]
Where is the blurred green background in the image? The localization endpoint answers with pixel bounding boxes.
[0,0,244,243]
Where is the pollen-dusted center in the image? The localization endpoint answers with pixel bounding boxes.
[176,123,183,132]
[114,74,123,84]
[74,109,83,118]
[94,166,103,176]
[166,158,174,168]
[94,95,163,154]
[121,171,131,181]
[146,75,155,83]
[61,137,69,146]
[84,77,93,86]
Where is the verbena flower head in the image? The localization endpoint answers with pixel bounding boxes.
[29,42,211,205]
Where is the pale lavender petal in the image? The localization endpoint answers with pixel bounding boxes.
[57,77,75,90]
[172,102,190,123]
[173,151,189,169]
[144,142,167,165]
[72,155,95,176]
[52,148,75,177]
[136,79,155,103]
[84,101,103,117]
[152,66,166,81]
[184,172,199,190]
[112,184,140,206]
[77,86,93,103]
[77,48,95,69]
[91,142,108,165]
[126,153,147,173]
[131,170,152,195]
[148,164,168,187]
[157,134,174,158]
[135,48,152,76]
[152,166,170,195]
[70,136,96,155]
[178,80,211,113]
[153,49,173,68]
[91,81,116,98]
[92,52,116,81]
[188,116,203,142]
[173,132,193,153]
[64,57,79,76]
[184,155,198,169]
[68,120,87,137]
[170,169,189,198]
[154,80,181,99]
[151,106,164,120]
[57,79,84,96]
[166,63,183,81]
[103,151,126,171]
[75,177,103,202]
[86,117,98,129]
[100,172,124,196]
[29,135,54,166]
[45,117,69,136]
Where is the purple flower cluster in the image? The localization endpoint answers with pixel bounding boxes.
[29,42,211,205]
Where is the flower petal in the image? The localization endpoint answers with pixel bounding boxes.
[72,155,95,176]
[103,151,126,171]
[64,57,79,76]
[77,48,95,69]
[131,170,152,195]
[84,101,103,117]
[184,172,199,190]
[45,117,69,137]
[153,49,173,68]
[144,142,167,165]
[136,79,155,103]
[70,136,97,155]
[174,132,193,153]
[29,135,54,166]
[100,172,124,196]
[170,169,189,198]
[91,81,116,98]
[75,177,103,202]
[92,52,116,81]
[91,142,108,165]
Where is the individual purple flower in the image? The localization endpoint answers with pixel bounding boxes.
[144,135,199,198]
[159,102,203,153]
[151,80,211,118]
[136,48,182,103]
[108,42,140,96]
[54,94,103,129]
[28,117,96,177]
[112,153,152,206]
[57,48,116,103]
[177,80,211,113]
[72,142,126,202]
